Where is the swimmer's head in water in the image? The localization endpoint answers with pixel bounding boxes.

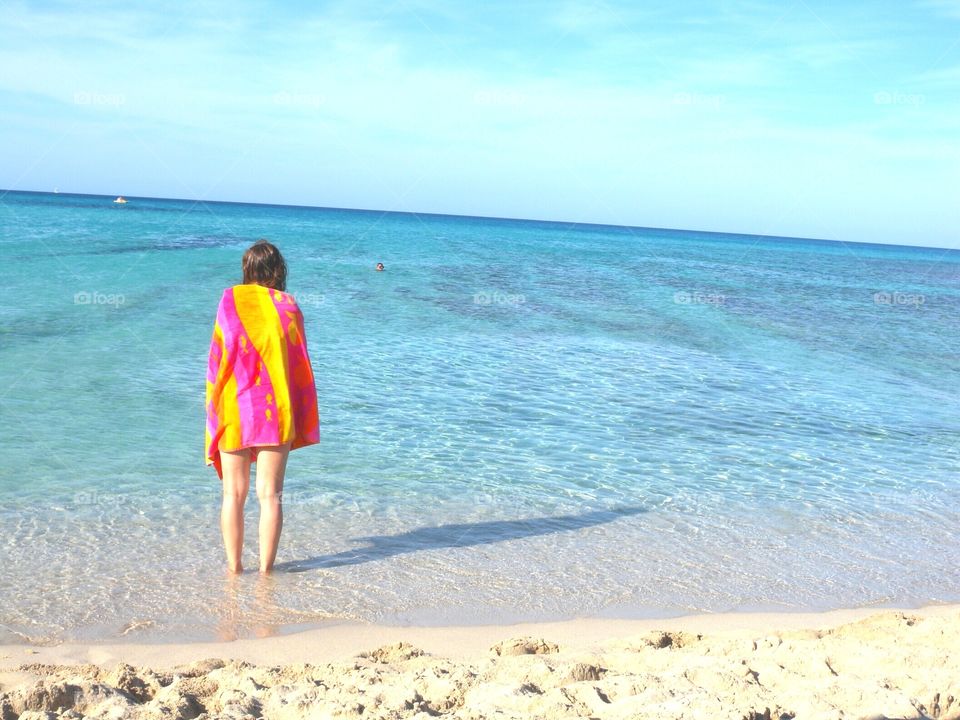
[375,263,385,271]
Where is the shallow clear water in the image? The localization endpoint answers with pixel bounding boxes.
[1,190,958,644]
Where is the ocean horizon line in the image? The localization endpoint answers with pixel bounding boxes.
[4,187,955,254]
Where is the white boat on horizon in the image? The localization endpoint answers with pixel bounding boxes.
[113,196,128,204]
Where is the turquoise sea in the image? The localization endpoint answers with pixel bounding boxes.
[1,189,958,644]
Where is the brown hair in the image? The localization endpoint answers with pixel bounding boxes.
[242,240,287,291]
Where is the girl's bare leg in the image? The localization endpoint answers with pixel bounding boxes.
[255,443,290,573]
[220,448,252,573]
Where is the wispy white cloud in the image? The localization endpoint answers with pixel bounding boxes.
[0,0,957,245]
[917,0,960,19]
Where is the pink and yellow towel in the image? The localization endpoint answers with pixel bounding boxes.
[205,284,319,478]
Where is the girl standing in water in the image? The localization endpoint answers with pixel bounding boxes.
[205,240,320,573]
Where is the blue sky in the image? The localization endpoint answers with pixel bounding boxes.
[1,0,958,247]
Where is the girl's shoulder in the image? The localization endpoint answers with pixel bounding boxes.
[220,284,301,312]
[223,283,272,299]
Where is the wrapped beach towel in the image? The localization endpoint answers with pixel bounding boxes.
[205,284,319,478]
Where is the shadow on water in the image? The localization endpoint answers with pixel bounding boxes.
[277,505,647,573]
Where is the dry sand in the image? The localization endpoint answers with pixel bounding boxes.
[1,604,958,719]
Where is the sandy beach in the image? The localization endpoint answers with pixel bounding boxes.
[2,604,958,719]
